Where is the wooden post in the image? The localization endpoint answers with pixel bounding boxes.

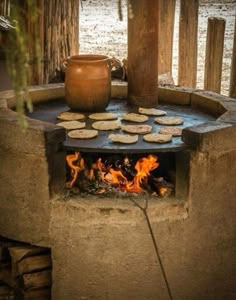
[128,0,159,107]
[178,0,199,88]
[229,16,236,98]
[158,0,176,77]
[204,17,225,93]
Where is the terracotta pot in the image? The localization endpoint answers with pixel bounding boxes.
[61,54,111,111]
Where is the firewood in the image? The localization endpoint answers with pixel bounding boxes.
[0,283,11,295]
[20,270,52,289]
[20,288,51,300]
[17,255,52,276]
[0,263,15,288]
[0,282,14,299]
[153,177,174,197]
[8,246,49,279]
[8,246,49,264]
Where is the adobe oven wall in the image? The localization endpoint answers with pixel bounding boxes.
[49,124,236,300]
[0,84,236,300]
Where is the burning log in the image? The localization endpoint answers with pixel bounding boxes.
[66,152,175,197]
[153,177,174,197]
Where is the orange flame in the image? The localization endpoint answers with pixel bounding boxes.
[126,154,159,193]
[66,152,85,188]
[100,154,159,193]
[66,153,159,193]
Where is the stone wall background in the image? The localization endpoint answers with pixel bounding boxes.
[79,0,236,96]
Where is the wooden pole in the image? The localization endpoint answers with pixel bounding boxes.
[204,17,225,93]
[158,0,176,77]
[128,0,159,107]
[178,0,199,88]
[229,16,236,98]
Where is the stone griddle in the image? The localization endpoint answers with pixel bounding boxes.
[27,98,215,153]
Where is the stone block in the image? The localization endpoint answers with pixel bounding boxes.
[219,99,236,112]
[29,84,65,104]
[158,84,193,105]
[191,90,227,117]
[182,121,236,152]
[111,81,127,98]
[0,107,65,155]
[217,111,236,124]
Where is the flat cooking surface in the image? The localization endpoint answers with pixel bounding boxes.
[27,98,215,153]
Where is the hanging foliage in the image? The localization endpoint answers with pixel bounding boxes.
[3,0,40,128]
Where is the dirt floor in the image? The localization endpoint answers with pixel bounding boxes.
[79,0,236,96]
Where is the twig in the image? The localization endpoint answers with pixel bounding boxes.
[130,197,173,300]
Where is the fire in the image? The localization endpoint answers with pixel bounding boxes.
[129,154,159,193]
[66,152,85,188]
[66,152,160,194]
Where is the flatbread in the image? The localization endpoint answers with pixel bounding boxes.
[138,107,167,116]
[159,127,182,136]
[57,111,85,121]
[68,129,98,139]
[108,134,138,144]
[154,116,184,125]
[122,113,148,123]
[88,112,117,120]
[143,133,172,143]
[122,124,152,134]
[92,120,121,131]
[57,120,86,130]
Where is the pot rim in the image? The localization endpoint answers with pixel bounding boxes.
[67,54,109,64]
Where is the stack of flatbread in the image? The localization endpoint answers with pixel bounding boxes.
[122,124,152,134]
[143,133,172,143]
[138,107,166,116]
[122,113,148,123]
[68,129,98,139]
[159,127,182,136]
[57,120,86,130]
[57,111,85,121]
[92,120,121,131]
[88,112,117,120]
[109,134,138,144]
[155,116,184,125]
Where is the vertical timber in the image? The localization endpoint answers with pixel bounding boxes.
[158,0,176,77]
[229,16,236,98]
[178,0,199,88]
[204,17,225,93]
[128,0,159,107]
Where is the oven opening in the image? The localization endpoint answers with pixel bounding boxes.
[65,151,190,200]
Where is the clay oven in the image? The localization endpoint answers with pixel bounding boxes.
[1,83,236,299]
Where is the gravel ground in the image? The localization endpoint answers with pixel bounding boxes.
[79,0,236,96]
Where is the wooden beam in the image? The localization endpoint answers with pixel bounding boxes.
[229,16,236,98]
[178,0,199,88]
[204,17,225,93]
[128,0,159,107]
[158,0,176,77]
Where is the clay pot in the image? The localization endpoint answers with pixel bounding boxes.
[61,54,111,111]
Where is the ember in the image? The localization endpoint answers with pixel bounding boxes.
[66,152,174,197]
